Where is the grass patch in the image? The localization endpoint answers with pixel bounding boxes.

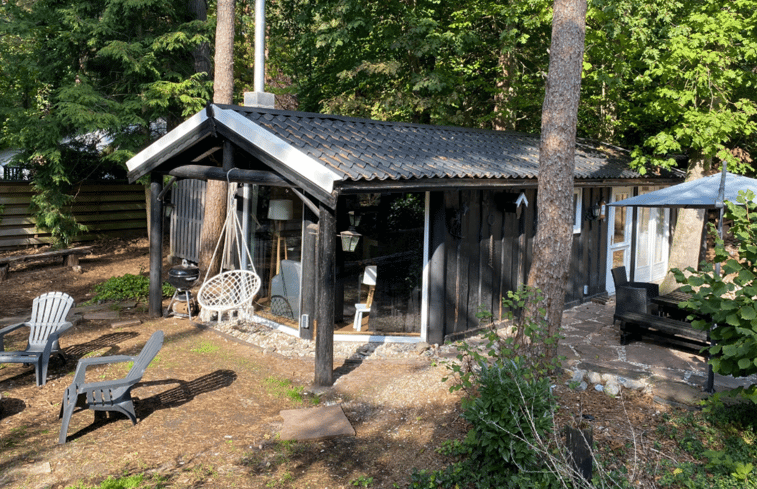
[66,472,167,488]
[190,340,220,354]
[264,376,306,404]
[656,400,757,488]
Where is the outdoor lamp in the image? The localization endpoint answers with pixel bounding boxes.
[586,199,606,221]
[268,199,294,275]
[340,211,362,252]
[348,210,362,227]
[339,230,361,252]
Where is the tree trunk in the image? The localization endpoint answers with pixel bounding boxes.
[188,0,212,75]
[198,0,235,278]
[519,0,587,363]
[659,153,710,294]
[492,51,516,131]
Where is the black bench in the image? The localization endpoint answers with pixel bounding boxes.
[615,311,709,348]
[615,285,709,351]
[0,246,93,281]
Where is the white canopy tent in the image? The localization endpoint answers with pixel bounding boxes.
[608,171,757,209]
[607,167,757,393]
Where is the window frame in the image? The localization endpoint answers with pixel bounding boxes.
[573,189,582,234]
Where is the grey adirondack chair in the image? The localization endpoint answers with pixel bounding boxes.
[0,291,75,386]
[58,330,164,444]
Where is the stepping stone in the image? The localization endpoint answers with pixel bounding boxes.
[279,404,355,441]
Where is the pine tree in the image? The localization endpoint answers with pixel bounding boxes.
[0,0,212,244]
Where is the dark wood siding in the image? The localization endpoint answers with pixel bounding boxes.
[435,187,610,340]
[565,187,609,307]
[440,189,536,339]
[0,181,146,249]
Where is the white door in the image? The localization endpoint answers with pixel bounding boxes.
[634,187,670,283]
[606,187,633,294]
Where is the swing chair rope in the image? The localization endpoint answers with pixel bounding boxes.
[197,173,261,316]
[200,173,258,285]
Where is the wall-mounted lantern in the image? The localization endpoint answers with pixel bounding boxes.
[340,211,362,252]
[585,199,606,221]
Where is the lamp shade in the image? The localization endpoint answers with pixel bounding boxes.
[268,199,294,221]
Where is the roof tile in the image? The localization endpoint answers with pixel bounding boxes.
[237,107,658,183]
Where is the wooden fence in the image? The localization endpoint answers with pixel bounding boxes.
[0,181,147,249]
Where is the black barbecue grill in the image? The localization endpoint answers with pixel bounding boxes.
[165,260,199,319]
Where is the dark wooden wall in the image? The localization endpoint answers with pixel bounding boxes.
[566,187,610,307]
[429,187,610,342]
[436,189,536,339]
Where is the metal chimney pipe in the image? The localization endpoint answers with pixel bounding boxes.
[254,0,265,92]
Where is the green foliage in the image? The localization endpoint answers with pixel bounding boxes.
[88,273,174,303]
[190,341,220,355]
[1,0,212,245]
[264,376,306,404]
[414,286,562,488]
[584,0,757,174]
[269,0,756,178]
[387,193,424,229]
[656,401,757,488]
[350,475,374,487]
[673,190,757,402]
[66,472,167,488]
[268,0,551,130]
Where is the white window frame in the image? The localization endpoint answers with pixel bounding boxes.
[573,189,582,234]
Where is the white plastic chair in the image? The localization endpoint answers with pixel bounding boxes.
[0,291,75,386]
[353,266,377,331]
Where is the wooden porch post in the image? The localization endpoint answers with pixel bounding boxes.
[149,173,164,317]
[315,202,336,386]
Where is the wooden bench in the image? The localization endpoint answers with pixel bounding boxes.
[615,311,709,349]
[0,246,93,282]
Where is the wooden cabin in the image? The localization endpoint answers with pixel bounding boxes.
[126,104,681,382]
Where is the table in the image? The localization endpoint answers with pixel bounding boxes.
[651,289,716,393]
[651,290,692,319]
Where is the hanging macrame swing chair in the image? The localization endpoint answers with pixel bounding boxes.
[197,186,261,323]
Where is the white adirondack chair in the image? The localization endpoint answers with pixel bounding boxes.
[0,291,75,386]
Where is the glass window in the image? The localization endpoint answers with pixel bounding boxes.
[337,192,425,336]
[573,189,582,234]
[251,187,303,327]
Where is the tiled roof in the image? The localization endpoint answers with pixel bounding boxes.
[233,107,643,182]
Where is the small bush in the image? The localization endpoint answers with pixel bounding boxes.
[462,359,557,482]
[412,286,563,488]
[88,273,174,303]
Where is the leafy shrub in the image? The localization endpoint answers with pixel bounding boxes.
[88,273,174,303]
[673,190,757,402]
[411,286,563,488]
[461,359,559,487]
[656,400,757,488]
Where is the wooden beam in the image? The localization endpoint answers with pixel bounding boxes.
[315,203,336,387]
[149,173,164,318]
[168,165,290,186]
[167,165,321,218]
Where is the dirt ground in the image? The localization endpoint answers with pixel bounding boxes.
[0,237,688,488]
